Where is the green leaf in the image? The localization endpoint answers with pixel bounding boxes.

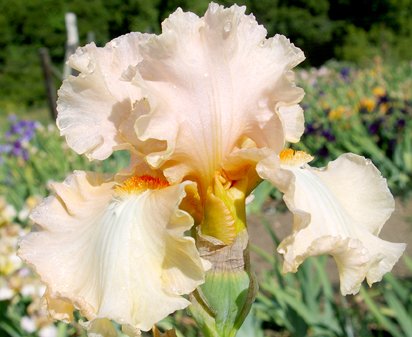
[359,287,403,337]
[0,322,21,337]
[383,291,412,337]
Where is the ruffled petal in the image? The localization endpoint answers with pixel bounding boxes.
[18,171,206,331]
[57,33,150,160]
[257,153,405,295]
[134,3,304,189]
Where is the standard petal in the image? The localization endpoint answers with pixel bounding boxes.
[134,3,304,190]
[57,33,149,160]
[18,171,206,331]
[257,153,405,295]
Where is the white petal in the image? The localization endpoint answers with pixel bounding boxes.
[19,171,205,331]
[258,153,405,295]
[134,4,304,189]
[57,33,149,160]
[39,325,58,337]
[277,104,304,143]
[0,286,14,301]
[313,154,394,235]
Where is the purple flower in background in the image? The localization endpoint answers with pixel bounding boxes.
[386,139,397,157]
[377,95,389,105]
[368,120,382,135]
[340,67,350,81]
[0,144,11,154]
[10,123,22,135]
[305,122,317,135]
[318,146,329,158]
[321,129,336,142]
[11,140,23,156]
[396,119,405,129]
[21,127,36,142]
[0,115,39,162]
[22,149,29,161]
[8,120,38,140]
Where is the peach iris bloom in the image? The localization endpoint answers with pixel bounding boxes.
[19,2,404,336]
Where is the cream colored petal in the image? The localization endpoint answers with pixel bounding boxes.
[18,171,205,331]
[57,33,149,160]
[257,154,405,295]
[84,318,119,337]
[44,291,75,323]
[313,153,394,235]
[277,104,304,143]
[134,3,304,189]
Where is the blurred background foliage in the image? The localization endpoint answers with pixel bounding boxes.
[0,0,411,112]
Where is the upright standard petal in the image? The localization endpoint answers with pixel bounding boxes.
[57,33,150,160]
[257,151,406,295]
[18,171,206,332]
[135,3,305,190]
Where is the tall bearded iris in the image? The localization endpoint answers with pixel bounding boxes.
[18,3,405,336]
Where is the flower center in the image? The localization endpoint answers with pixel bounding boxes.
[115,175,169,194]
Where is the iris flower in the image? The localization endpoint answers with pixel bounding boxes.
[19,3,405,335]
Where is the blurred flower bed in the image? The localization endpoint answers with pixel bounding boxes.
[295,58,412,198]
[0,60,412,337]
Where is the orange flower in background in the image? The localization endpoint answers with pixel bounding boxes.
[373,86,386,97]
[359,98,376,112]
[328,106,345,120]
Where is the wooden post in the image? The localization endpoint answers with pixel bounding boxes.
[39,48,57,120]
[63,12,79,79]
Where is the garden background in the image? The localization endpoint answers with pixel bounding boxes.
[1,0,412,336]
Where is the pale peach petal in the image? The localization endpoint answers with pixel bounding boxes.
[83,318,119,337]
[277,104,304,143]
[134,3,304,190]
[57,33,150,160]
[44,291,75,322]
[19,171,206,331]
[257,153,405,295]
[313,154,394,235]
